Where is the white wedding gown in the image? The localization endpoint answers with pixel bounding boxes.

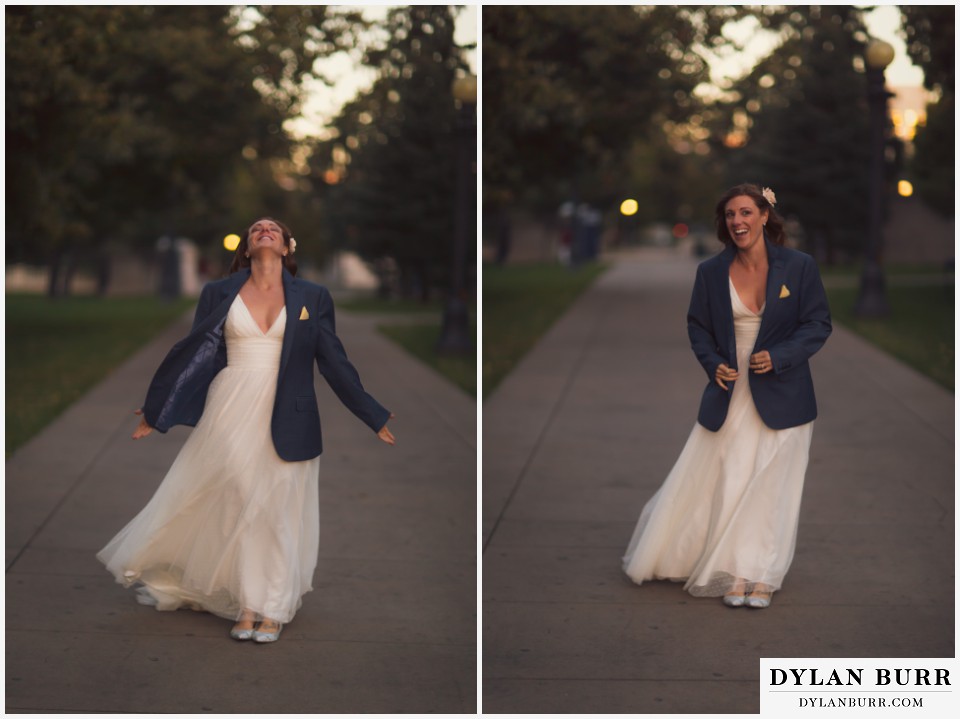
[622,278,813,596]
[98,295,320,623]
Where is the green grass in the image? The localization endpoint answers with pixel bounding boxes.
[378,322,476,397]
[825,282,954,391]
[483,262,607,399]
[6,294,196,456]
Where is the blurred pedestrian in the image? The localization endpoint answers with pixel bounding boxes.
[622,183,831,609]
[98,217,395,642]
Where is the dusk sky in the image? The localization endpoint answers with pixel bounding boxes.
[289,4,923,141]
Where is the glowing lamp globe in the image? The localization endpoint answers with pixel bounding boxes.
[223,233,241,251]
[620,199,639,216]
[452,74,477,104]
[865,40,895,70]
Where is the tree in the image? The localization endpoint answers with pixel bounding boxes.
[312,6,472,299]
[899,5,954,96]
[5,5,360,294]
[482,5,716,211]
[899,5,954,218]
[909,94,954,218]
[709,6,873,262]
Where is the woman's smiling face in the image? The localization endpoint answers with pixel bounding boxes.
[247,219,286,256]
[724,195,768,250]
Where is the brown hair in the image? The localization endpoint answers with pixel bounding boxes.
[714,183,786,247]
[228,217,298,276]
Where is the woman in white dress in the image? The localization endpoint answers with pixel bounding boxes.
[98,217,395,642]
[622,184,831,609]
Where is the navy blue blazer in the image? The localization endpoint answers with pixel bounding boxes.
[142,268,390,461]
[687,239,832,431]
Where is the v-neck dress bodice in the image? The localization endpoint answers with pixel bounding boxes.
[228,295,286,369]
[729,277,763,357]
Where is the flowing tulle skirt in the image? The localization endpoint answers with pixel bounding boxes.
[98,299,320,623]
[622,290,813,597]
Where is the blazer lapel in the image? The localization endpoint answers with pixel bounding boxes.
[278,268,301,379]
[218,269,249,304]
[754,238,786,351]
[717,245,738,368]
[195,270,248,334]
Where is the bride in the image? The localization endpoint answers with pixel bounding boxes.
[622,184,831,608]
[98,217,395,642]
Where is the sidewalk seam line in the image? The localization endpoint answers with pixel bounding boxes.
[346,315,476,449]
[483,291,608,554]
[5,418,132,573]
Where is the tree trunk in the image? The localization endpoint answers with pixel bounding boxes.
[61,251,80,297]
[415,260,430,303]
[46,247,66,298]
[97,249,112,297]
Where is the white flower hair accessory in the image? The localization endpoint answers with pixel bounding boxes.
[288,237,297,254]
[761,187,777,207]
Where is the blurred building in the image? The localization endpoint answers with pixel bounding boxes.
[311,250,380,292]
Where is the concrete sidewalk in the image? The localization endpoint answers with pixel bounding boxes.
[6,301,476,713]
[482,248,954,714]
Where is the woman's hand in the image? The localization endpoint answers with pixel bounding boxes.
[715,363,739,391]
[377,414,396,446]
[132,409,154,440]
[749,350,773,374]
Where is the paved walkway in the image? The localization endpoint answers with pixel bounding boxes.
[6,300,476,713]
[482,248,954,713]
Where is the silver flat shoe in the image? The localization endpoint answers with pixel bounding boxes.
[253,622,282,643]
[230,626,255,641]
[723,594,746,608]
[745,593,772,609]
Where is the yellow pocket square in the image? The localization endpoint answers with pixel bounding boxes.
[299,306,310,320]
[779,284,791,299]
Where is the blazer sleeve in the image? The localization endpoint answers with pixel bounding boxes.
[141,282,221,429]
[767,255,832,374]
[190,283,217,332]
[314,288,391,433]
[687,264,728,381]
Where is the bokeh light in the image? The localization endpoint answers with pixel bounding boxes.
[223,233,241,251]
[620,199,639,216]
[897,180,914,197]
[672,223,689,239]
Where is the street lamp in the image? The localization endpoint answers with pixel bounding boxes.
[223,233,241,251]
[855,39,895,317]
[437,73,477,355]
